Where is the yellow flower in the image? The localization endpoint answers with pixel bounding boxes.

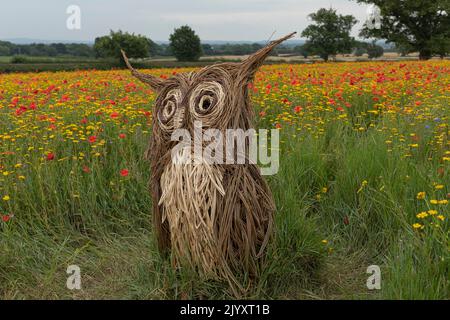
[18,175,26,180]
[435,185,444,190]
[416,192,426,200]
[428,210,438,215]
[322,187,328,193]
[438,200,448,205]
[2,195,10,201]
[430,199,438,204]
[412,223,423,229]
[437,215,445,221]
[357,180,368,193]
[2,171,9,176]
[416,212,428,219]
[321,239,328,244]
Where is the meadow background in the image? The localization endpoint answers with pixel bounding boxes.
[0,60,448,299]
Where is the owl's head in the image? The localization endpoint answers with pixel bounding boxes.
[122,32,295,135]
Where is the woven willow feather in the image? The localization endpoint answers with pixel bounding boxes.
[122,32,296,291]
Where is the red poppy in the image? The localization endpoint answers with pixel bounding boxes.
[59,95,69,102]
[88,136,97,143]
[83,166,91,173]
[110,112,120,119]
[120,169,129,177]
[2,215,10,222]
[294,106,303,113]
[119,133,126,139]
[46,152,55,161]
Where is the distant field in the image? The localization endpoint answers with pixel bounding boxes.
[1,53,448,73]
[0,61,448,299]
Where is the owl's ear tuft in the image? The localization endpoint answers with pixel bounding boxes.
[238,32,296,84]
[121,49,165,92]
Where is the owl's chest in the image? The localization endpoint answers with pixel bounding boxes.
[158,158,225,273]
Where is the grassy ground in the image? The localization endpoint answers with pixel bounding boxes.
[0,61,448,299]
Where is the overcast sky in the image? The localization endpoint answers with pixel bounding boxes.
[0,0,371,42]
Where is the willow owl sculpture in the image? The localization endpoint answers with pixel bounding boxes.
[122,32,295,288]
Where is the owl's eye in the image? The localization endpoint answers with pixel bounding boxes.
[159,100,176,123]
[197,93,214,113]
[158,89,182,130]
[190,82,225,121]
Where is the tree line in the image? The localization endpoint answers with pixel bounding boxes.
[0,41,94,57]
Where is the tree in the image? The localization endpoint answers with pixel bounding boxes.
[51,43,68,55]
[431,34,450,59]
[301,8,357,61]
[366,42,384,59]
[65,43,94,57]
[354,47,366,57]
[94,30,154,64]
[356,0,450,60]
[169,26,203,61]
[294,43,312,58]
[202,44,215,55]
[0,45,10,56]
[353,40,368,56]
[28,44,58,57]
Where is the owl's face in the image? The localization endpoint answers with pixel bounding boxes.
[153,65,247,139]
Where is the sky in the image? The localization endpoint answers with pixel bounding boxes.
[0,0,371,42]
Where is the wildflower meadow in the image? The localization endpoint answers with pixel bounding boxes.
[0,60,448,299]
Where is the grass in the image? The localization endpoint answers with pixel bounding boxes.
[0,61,448,299]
